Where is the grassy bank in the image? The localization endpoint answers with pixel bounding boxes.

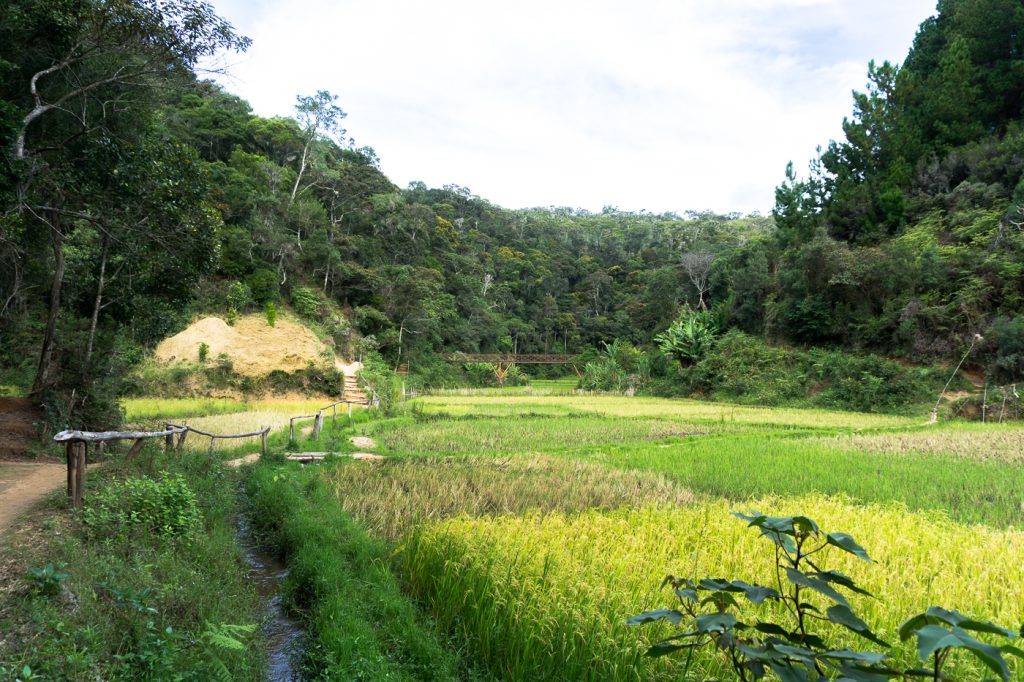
[244,461,476,681]
[0,446,264,681]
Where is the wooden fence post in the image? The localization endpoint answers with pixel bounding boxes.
[66,441,75,502]
[332,404,337,425]
[312,411,323,440]
[176,429,188,451]
[165,425,174,453]
[260,428,268,456]
[289,418,295,443]
[73,442,86,508]
[125,438,145,461]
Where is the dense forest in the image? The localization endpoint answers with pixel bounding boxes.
[2,0,1024,427]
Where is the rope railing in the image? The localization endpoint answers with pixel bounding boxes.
[54,423,270,507]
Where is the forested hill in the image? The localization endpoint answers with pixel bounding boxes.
[2,0,1024,426]
[158,82,776,359]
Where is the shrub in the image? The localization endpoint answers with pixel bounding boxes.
[264,302,276,327]
[245,269,278,303]
[991,315,1024,383]
[25,564,69,597]
[226,281,251,313]
[198,342,209,363]
[84,474,202,540]
[290,287,320,319]
[655,308,719,368]
[669,331,935,412]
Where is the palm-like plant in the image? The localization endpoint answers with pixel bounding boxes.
[655,309,719,368]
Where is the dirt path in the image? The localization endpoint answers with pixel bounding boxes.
[0,463,65,536]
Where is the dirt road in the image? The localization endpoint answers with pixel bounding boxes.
[0,463,65,536]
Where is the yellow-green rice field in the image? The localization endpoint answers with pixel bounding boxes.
[237,385,1024,680]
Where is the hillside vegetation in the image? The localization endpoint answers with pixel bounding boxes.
[3,0,1024,425]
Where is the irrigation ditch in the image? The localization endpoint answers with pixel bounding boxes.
[236,514,305,681]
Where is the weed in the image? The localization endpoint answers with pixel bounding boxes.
[25,564,68,597]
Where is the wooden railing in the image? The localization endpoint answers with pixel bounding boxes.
[164,423,270,455]
[53,423,270,507]
[288,393,373,444]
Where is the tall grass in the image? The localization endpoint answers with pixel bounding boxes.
[122,397,250,421]
[244,464,471,681]
[403,495,1024,681]
[817,421,1024,463]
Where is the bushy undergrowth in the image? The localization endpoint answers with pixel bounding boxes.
[0,446,264,681]
[665,331,944,412]
[84,474,202,540]
[244,463,469,680]
[124,359,343,398]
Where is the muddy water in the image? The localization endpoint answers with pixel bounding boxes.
[237,518,304,681]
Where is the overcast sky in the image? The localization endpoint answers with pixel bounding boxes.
[206,0,938,215]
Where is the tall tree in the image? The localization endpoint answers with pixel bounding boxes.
[2,0,248,396]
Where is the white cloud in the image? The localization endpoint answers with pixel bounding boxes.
[206,0,937,214]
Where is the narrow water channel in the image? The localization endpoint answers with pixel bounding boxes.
[236,517,305,681]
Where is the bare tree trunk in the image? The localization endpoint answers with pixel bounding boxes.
[85,235,109,366]
[289,138,312,206]
[32,225,65,394]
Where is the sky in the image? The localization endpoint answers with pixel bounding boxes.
[205,0,938,215]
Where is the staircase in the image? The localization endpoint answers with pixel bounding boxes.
[0,398,42,459]
[343,374,368,405]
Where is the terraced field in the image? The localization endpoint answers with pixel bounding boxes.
[250,387,1024,680]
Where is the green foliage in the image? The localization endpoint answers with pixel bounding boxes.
[198,622,258,682]
[25,564,68,597]
[245,463,464,680]
[226,281,252,312]
[84,474,202,540]
[991,315,1024,383]
[578,339,650,392]
[264,301,277,327]
[630,511,1024,680]
[198,342,209,363]
[0,446,264,681]
[678,331,935,412]
[246,269,278,304]
[461,361,529,388]
[290,286,320,318]
[655,309,719,368]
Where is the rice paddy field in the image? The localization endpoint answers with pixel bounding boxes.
[238,386,1024,680]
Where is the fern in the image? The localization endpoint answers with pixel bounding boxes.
[199,621,256,681]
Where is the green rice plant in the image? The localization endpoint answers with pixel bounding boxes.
[415,395,916,430]
[401,495,1024,681]
[588,432,1024,527]
[122,397,250,421]
[630,512,1024,681]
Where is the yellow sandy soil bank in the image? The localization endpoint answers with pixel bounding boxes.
[154,315,327,376]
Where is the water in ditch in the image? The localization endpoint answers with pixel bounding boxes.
[237,517,304,681]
